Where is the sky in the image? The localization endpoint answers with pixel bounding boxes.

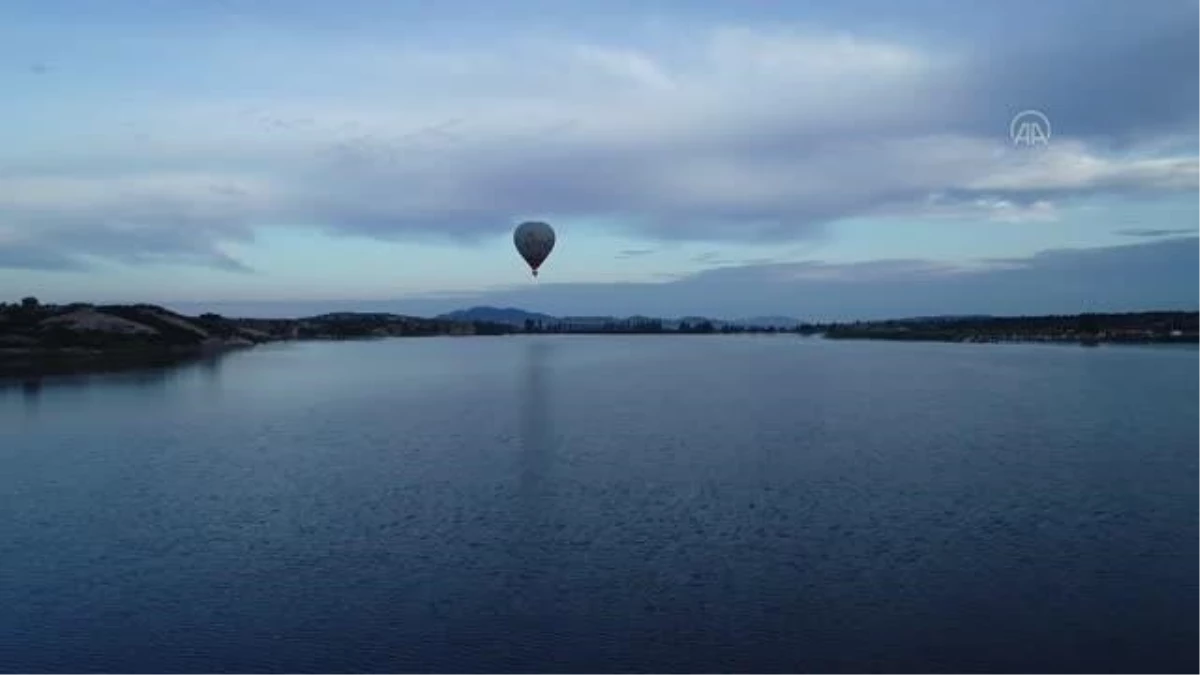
[0,0,1196,320]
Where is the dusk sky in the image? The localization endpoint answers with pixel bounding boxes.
[1,0,1196,320]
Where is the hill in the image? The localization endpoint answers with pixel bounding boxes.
[0,299,515,377]
[436,306,557,326]
[1,300,256,377]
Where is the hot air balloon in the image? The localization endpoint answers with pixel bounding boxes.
[513,221,556,278]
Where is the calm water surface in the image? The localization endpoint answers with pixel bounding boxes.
[2,336,1197,673]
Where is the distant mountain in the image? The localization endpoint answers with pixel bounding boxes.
[436,306,557,326]
[891,314,995,324]
[304,312,407,322]
[436,306,796,329]
[731,316,803,329]
[676,315,722,325]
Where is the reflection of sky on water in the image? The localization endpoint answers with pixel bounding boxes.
[519,339,554,495]
[509,338,559,616]
[20,379,42,418]
[0,351,237,421]
[197,354,227,394]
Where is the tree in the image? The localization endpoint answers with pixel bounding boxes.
[1077,314,1100,334]
[20,296,39,309]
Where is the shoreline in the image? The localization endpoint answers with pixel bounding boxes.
[4,330,1196,381]
[2,302,1195,380]
[0,333,577,380]
[821,334,1198,347]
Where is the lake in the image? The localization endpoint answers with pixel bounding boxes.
[2,336,1197,673]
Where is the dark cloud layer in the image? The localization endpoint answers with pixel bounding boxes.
[0,244,89,272]
[172,237,1199,321]
[1115,228,1196,238]
[958,0,1198,145]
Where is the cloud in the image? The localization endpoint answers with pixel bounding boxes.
[1,4,1197,269]
[963,142,1197,194]
[438,236,1200,319]
[571,45,676,91]
[0,244,90,272]
[616,248,656,259]
[690,251,727,264]
[914,194,1061,223]
[1115,227,1196,238]
[173,237,1200,321]
[959,2,1199,146]
[0,173,265,271]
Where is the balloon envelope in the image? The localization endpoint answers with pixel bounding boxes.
[513,221,556,276]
